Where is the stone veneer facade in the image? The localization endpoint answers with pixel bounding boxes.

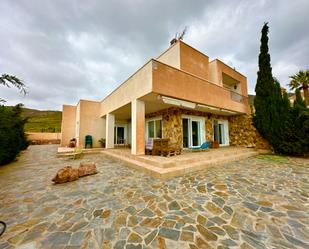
[145,107,270,149]
[145,107,228,148]
[228,114,270,149]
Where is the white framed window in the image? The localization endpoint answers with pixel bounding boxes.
[146,117,162,140]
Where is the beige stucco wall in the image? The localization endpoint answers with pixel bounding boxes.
[79,100,105,148]
[179,42,209,80]
[61,105,76,146]
[100,61,153,116]
[209,59,248,96]
[27,132,61,140]
[157,42,180,69]
[152,60,250,114]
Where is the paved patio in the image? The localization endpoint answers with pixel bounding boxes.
[0,145,308,249]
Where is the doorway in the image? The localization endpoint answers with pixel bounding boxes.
[213,120,229,146]
[182,116,205,148]
[114,125,127,145]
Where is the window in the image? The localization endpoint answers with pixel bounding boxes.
[146,118,162,139]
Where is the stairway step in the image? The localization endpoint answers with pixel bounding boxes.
[101,149,263,179]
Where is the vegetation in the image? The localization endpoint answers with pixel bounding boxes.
[0,104,28,165]
[253,23,277,143]
[256,154,289,163]
[0,74,29,165]
[289,70,309,105]
[21,108,62,132]
[0,74,27,102]
[254,23,309,156]
[98,138,106,148]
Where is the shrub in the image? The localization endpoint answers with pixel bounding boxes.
[0,104,29,165]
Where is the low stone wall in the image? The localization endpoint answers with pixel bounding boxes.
[26,132,61,145]
[228,115,271,149]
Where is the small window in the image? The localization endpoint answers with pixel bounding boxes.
[147,119,162,139]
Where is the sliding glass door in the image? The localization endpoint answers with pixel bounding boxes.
[182,117,204,148]
[114,125,127,145]
[213,120,229,146]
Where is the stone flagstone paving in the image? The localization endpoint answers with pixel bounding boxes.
[0,145,308,249]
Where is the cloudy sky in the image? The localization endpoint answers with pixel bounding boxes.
[1,0,308,110]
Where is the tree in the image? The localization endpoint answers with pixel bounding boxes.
[276,89,309,155]
[289,70,309,106]
[0,74,27,102]
[253,23,276,142]
[0,104,29,165]
[0,74,28,165]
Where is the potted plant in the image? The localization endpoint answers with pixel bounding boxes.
[98,138,106,148]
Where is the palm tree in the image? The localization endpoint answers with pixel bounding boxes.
[289,70,309,106]
[0,74,27,102]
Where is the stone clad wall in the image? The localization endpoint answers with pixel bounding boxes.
[228,114,271,149]
[146,108,182,147]
[146,107,228,148]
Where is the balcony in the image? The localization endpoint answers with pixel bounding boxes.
[152,60,250,114]
[230,91,248,105]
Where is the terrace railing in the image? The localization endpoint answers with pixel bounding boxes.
[230,91,248,105]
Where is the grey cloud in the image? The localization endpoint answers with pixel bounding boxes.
[0,0,308,110]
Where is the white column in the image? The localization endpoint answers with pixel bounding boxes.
[131,99,145,155]
[106,113,115,149]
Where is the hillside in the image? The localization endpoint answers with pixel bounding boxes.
[21,108,62,132]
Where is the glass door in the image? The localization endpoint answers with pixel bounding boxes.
[182,118,189,148]
[213,120,229,146]
[191,121,200,146]
[182,117,203,148]
[114,125,126,145]
[117,127,125,144]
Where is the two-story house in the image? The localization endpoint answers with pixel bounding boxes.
[61,40,251,155]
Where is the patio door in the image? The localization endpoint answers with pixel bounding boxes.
[213,120,229,146]
[114,125,126,145]
[182,116,205,148]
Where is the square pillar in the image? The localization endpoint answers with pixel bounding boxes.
[106,113,115,149]
[131,99,145,155]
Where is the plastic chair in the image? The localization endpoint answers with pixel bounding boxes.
[85,135,93,148]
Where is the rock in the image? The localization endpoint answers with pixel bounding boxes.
[78,162,98,177]
[168,200,181,210]
[196,224,218,241]
[158,227,180,241]
[127,232,142,243]
[144,229,158,245]
[52,166,79,184]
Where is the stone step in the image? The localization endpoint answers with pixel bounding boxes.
[101,149,262,179]
[159,151,260,179]
[101,150,163,177]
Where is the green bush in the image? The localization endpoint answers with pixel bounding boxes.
[0,104,29,165]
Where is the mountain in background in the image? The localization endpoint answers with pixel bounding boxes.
[21,108,62,132]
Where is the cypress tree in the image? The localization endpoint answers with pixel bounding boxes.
[253,23,275,141]
[270,79,284,150]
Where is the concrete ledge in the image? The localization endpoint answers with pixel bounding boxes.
[101,147,270,179]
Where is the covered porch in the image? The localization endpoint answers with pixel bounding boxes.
[104,93,243,156]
